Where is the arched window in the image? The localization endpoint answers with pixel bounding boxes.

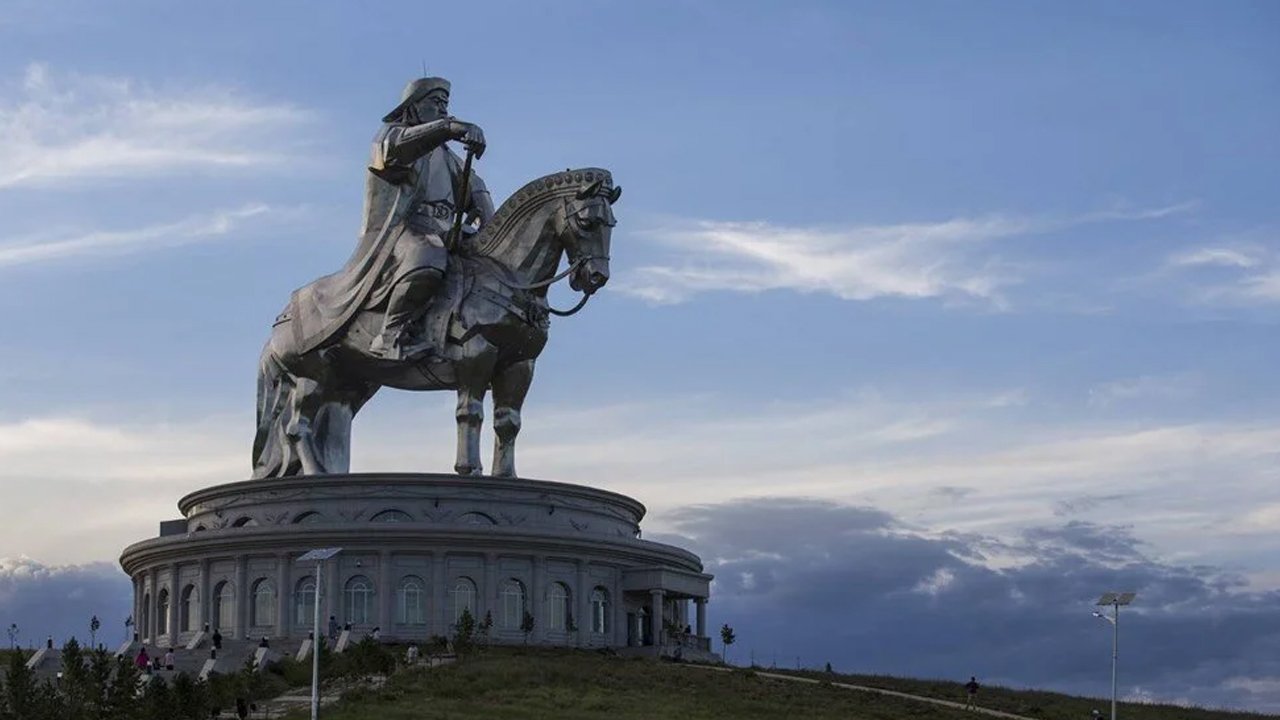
[397,576,426,625]
[157,589,170,635]
[344,575,373,626]
[500,579,526,629]
[547,582,571,632]
[180,585,197,632]
[294,577,316,626]
[251,579,276,627]
[451,577,476,624]
[371,510,413,523]
[292,512,324,524]
[232,516,259,528]
[213,581,234,631]
[458,512,496,525]
[591,587,610,634]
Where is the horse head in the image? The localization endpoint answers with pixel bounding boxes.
[469,168,620,297]
[562,176,620,295]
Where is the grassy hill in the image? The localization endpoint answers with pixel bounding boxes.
[280,648,1275,720]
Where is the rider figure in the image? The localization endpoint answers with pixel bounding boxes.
[366,76,494,359]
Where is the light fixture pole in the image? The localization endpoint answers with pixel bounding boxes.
[299,548,342,720]
[1093,591,1136,720]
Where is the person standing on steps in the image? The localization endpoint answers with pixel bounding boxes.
[964,676,981,710]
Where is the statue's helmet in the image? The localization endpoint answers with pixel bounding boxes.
[382,77,451,123]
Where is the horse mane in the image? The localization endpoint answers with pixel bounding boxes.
[470,167,614,258]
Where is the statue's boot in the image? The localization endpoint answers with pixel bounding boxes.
[370,267,444,360]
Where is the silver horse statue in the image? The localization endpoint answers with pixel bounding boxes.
[253,168,618,479]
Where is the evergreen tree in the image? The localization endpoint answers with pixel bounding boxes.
[2,650,36,719]
[521,610,536,644]
[103,655,143,720]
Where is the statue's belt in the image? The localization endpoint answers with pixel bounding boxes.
[409,201,455,219]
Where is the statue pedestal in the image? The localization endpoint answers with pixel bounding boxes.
[120,474,711,654]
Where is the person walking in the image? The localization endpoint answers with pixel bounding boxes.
[163,648,175,671]
[964,676,981,710]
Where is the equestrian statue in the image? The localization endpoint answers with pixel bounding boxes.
[252,76,618,479]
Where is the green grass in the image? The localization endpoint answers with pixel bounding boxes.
[279,647,1280,720]
[285,647,991,720]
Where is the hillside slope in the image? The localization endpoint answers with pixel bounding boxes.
[283,648,1275,720]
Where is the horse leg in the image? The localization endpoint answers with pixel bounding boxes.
[310,383,380,475]
[491,359,535,478]
[453,337,497,476]
[286,376,329,475]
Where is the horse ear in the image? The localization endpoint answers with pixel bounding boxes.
[608,186,622,204]
[575,179,604,200]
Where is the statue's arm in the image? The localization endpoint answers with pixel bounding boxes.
[466,172,495,225]
[381,120,455,166]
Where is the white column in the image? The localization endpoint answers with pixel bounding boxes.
[133,575,143,642]
[234,556,248,639]
[576,562,590,647]
[612,573,625,647]
[531,556,546,643]
[275,554,290,638]
[326,559,341,630]
[167,565,180,647]
[379,550,393,633]
[431,552,446,636]
[649,589,664,653]
[483,553,497,628]
[148,567,159,642]
[197,559,211,632]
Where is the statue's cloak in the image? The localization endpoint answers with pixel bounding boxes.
[285,124,467,355]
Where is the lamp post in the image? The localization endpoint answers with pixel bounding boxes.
[298,548,342,720]
[1093,591,1136,720]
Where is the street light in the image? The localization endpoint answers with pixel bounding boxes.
[1093,591,1136,720]
[298,547,342,720]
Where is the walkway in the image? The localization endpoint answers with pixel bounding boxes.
[688,665,1038,720]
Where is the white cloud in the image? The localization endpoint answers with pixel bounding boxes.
[0,63,311,188]
[620,203,1194,307]
[1087,373,1199,407]
[1168,246,1262,269]
[1162,235,1280,305]
[0,203,282,268]
[6,386,1277,590]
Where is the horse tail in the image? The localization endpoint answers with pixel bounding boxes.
[251,335,293,479]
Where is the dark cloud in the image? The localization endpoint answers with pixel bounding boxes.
[651,499,1280,712]
[0,557,132,650]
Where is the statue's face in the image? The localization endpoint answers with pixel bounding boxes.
[412,90,449,122]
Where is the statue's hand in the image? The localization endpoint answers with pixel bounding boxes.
[449,120,486,158]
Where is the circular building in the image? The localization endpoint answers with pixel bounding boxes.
[119,473,712,655]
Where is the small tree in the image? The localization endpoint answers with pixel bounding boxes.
[520,611,535,645]
[89,615,101,650]
[565,610,577,633]
[2,646,37,718]
[479,611,494,647]
[452,609,475,656]
[720,624,736,664]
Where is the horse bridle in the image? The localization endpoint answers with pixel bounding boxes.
[479,197,611,317]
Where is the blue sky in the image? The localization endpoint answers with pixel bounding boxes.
[1,0,1278,710]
